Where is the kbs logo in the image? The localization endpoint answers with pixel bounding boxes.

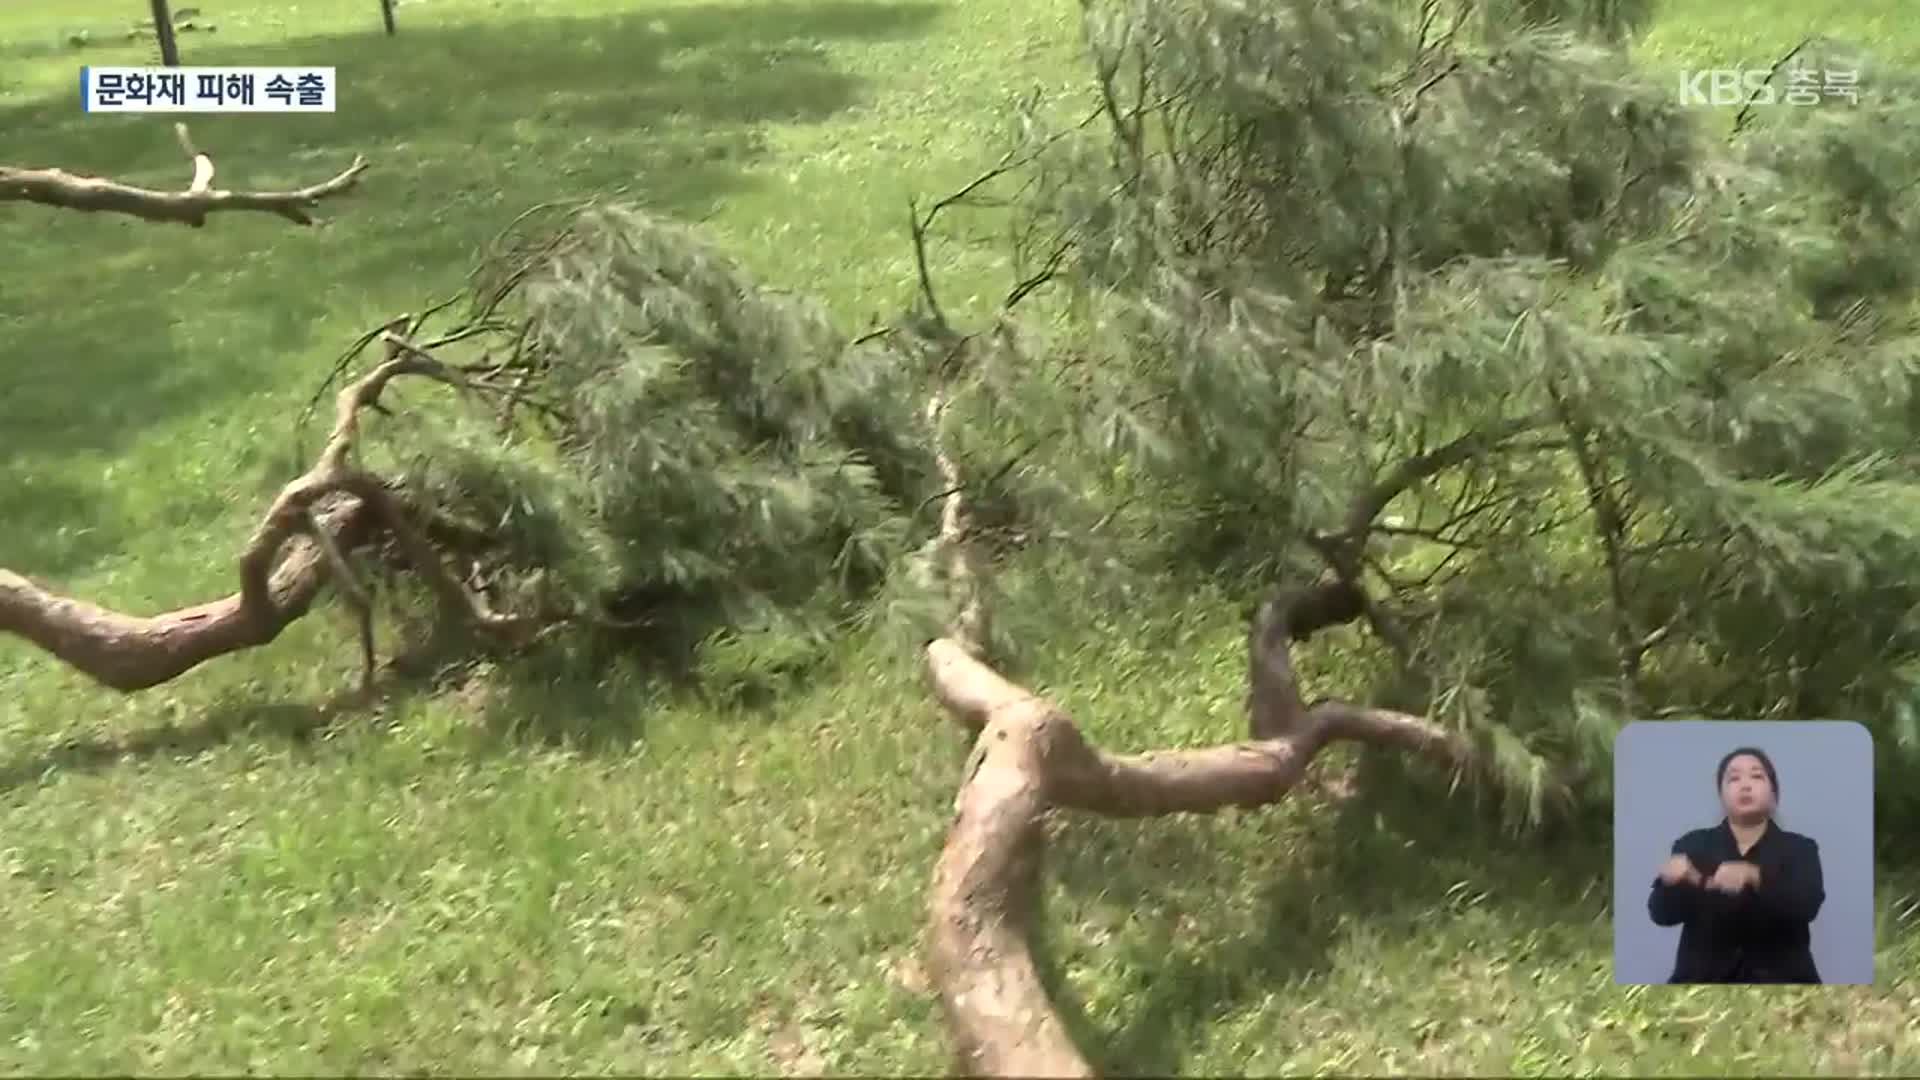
[1677,68,1859,107]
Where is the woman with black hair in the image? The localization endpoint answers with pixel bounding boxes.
[1648,746,1826,983]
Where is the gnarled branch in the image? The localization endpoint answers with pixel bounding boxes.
[0,497,376,692]
[919,395,1476,1076]
[0,124,366,226]
[0,333,534,692]
[922,591,1469,1076]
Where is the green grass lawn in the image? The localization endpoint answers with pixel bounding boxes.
[2,0,1917,1073]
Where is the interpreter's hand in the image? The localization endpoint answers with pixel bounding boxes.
[1658,854,1702,886]
[1706,860,1762,894]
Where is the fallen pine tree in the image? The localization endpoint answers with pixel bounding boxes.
[2,125,940,697]
[914,373,1493,1074]
[7,0,1920,1069]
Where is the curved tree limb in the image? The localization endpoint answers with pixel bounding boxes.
[925,388,989,658]
[0,124,366,226]
[919,394,1477,1076]
[0,134,562,690]
[0,133,386,688]
[306,505,378,693]
[0,499,376,692]
[0,335,533,692]
[923,596,1469,1076]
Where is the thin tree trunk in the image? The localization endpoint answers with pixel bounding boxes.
[149,0,181,66]
[381,0,397,35]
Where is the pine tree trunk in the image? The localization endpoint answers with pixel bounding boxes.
[149,0,180,66]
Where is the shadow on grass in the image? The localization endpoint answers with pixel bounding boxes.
[465,634,659,753]
[0,698,356,794]
[0,0,939,577]
[0,468,144,580]
[0,588,862,790]
[0,284,312,578]
[0,602,625,792]
[1,3,942,179]
[1033,749,1613,1076]
[0,617,659,792]
[444,622,854,752]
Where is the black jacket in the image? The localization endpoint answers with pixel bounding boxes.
[1648,819,1824,983]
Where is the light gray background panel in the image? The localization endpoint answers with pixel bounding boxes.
[1613,721,1874,985]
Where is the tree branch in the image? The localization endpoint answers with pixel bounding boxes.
[918,379,1475,1076]
[0,339,531,691]
[923,614,1468,1075]
[0,124,366,226]
[1339,412,1555,542]
[305,506,377,693]
[1550,386,1642,708]
[924,389,990,660]
[0,497,376,692]
[1732,37,1813,138]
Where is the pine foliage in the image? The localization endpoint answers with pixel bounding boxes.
[383,205,936,667]
[344,0,1920,818]
[984,0,1920,810]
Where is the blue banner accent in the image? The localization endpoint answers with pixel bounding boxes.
[80,65,89,112]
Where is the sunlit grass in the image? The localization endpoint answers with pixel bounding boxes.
[1,0,1915,1072]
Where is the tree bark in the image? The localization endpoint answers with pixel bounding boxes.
[0,135,370,687]
[0,125,366,227]
[0,339,537,692]
[381,0,398,35]
[922,590,1470,1076]
[0,499,374,692]
[150,0,181,66]
[915,384,1477,1075]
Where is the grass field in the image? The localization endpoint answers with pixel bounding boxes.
[3,0,1918,1073]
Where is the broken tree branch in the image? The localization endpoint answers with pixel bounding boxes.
[923,587,1469,1075]
[0,337,532,692]
[1338,411,1556,544]
[918,388,1474,1076]
[0,496,376,692]
[925,390,990,659]
[305,506,377,693]
[0,124,367,226]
